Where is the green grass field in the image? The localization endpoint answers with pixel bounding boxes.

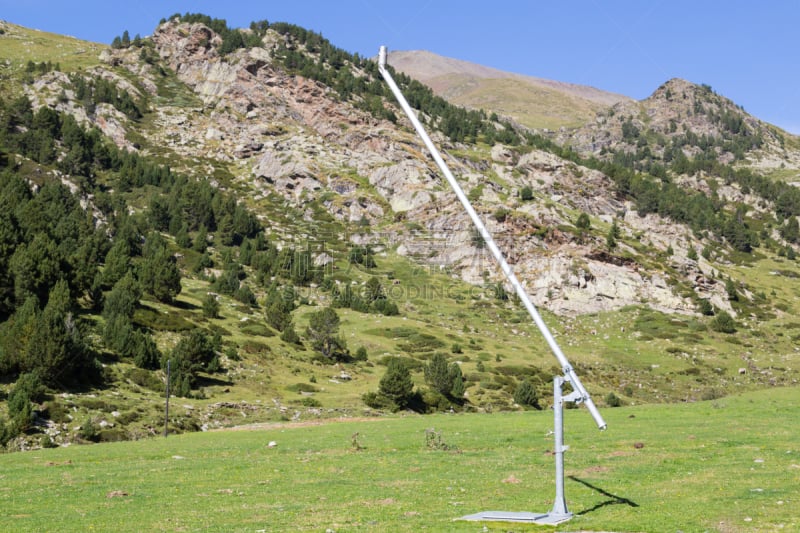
[1,387,797,532]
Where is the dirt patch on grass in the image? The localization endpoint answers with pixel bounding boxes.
[214,416,389,432]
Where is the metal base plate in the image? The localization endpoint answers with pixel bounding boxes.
[457,510,573,524]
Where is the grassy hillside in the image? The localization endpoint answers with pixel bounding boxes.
[387,49,630,130]
[427,73,606,130]
[0,21,103,73]
[0,387,797,532]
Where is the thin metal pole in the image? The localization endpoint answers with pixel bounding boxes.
[164,359,170,438]
[378,46,605,430]
[550,376,571,519]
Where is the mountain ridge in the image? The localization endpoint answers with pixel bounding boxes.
[386,49,632,130]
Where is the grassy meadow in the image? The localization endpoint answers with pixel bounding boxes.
[1,387,798,532]
[0,22,103,77]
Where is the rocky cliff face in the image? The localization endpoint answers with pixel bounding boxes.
[39,19,751,317]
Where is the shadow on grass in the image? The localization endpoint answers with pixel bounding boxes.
[171,298,200,311]
[569,476,639,515]
[196,374,234,388]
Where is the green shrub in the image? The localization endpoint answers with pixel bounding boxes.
[494,365,542,380]
[43,401,71,424]
[605,392,622,407]
[711,311,737,333]
[286,383,319,393]
[354,346,368,361]
[99,428,128,442]
[125,367,165,392]
[202,293,220,318]
[79,417,101,442]
[241,340,271,355]
[362,391,394,410]
[7,372,44,432]
[514,380,541,409]
[113,410,141,425]
[299,397,322,407]
[377,356,424,371]
[480,380,502,390]
[225,346,241,361]
[40,434,58,448]
[239,322,276,337]
[698,298,714,316]
[396,333,445,353]
[133,305,194,331]
[575,212,591,230]
[701,388,724,401]
[0,417,14,446]
[280,324,301,344]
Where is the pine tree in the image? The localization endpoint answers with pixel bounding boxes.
[103,271,141,319]
[449,363,465,400]
[424,353,452,395]
[306,307,347,360]
[280,322,301,344]
[103,239,132,287]
[379,358,414,410]
[7,372,43,433]
[0,301,33,374]
[514,380,541,409]
[725,278,739,301]
[165,329,220,396]
[192,225,208,253]
[202,293,220,319]
[364,276,384,304]
[606,220,619,250]
[8,233,61,307]
[24,280,90,386]
[138,233,182,303]
[132,332,160,370]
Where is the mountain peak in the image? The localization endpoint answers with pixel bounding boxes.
[386,49,631,130]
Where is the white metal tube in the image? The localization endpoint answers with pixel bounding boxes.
[378,46,605,430]
[551,376,570,519]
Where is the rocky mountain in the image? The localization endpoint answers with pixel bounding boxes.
[386,49,631,130]
[2,15,800,449]
[118,20,722,317]
[566,77,800,169]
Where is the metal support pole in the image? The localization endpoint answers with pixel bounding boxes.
[549,376,571,520]
[459,375,577,524]
[377,46,605,525]
[164,359,170,438]
[377,45,605,432]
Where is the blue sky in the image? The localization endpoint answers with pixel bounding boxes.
[3,1,798,133]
